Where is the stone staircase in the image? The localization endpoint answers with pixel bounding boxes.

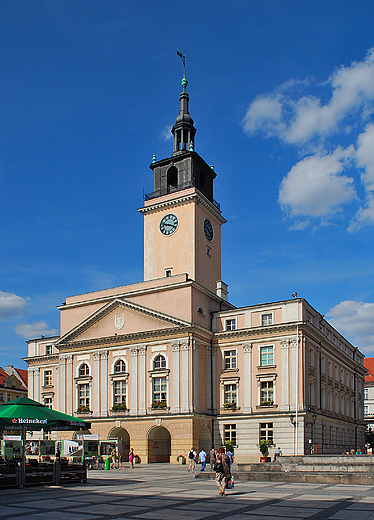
[195,455,374,485]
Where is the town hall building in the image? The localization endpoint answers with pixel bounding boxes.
[25,70,366,463]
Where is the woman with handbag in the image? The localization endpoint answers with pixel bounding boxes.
[214,446,230,495]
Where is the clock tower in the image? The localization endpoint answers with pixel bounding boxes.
[139,73,227,296]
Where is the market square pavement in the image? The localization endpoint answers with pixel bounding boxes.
[1,464,374,519]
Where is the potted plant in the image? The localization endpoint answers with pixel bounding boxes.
[111,403,128,412]
[259,439,272,462]
[152,400,167,409]
[177,454,186,464]
[260,400,274,407]
[223,402,237,410]
[76,405,90,414]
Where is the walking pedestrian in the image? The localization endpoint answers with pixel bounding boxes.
[198,448,207,471]
[187,448,197,473]
[119,452,124,469]
[210,446,216,471]
[215,446,230,496]
[129,448,135,469]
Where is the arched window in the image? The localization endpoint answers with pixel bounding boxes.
[167,166,178,192]
[79,363,89,377]
[114,359,126,373]
[153,355,166,370]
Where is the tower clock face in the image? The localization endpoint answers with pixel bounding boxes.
[204,218,214,242]
[160,214,178,236]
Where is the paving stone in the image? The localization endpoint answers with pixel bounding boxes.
[66,504,144,515]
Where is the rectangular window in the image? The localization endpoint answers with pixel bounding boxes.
[259,422,273,443]
[260,381,274,405]
[261,313,273,326]
[224,350,237,370]
[224,424,237,445]
[365,388,369,400]
[78,383,90,409]
[226,319,236,331]
[6,394,11,402]
[340,369,344,384]
[46,345,52,355]
[44,397,53,409]
[223,383,237,406]
[0,393,3,402]
[321,355,325,374]
[328,360,332,378]
[114,380,127,405]
[365,405,369,415]
[260,346,274,366]
[153,376,167,403]
[334,365,339,381]
[309,347,314,367]
[44,370,52,386]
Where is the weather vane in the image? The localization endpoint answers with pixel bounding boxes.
[177,49,186,78]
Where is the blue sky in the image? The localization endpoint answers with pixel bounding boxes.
[2,0,374,367]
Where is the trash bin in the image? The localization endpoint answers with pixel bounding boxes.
[104,458,110,470]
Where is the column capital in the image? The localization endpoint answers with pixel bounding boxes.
[59,356,66,365]
[131,346,139,356]
[94,352,101,361]
[100,350,108,360]
[66,355,73,364]
[243,342,252,353]
[138,345,147,356]
[172,340,180,352]
[193,339,200,351]
[180,338,190,350]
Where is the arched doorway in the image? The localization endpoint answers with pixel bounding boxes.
[147,426,171,463]
[108,427,130,461]
[199,425,211,453]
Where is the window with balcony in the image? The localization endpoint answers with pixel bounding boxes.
[224,350,237,370]
[260,346,274,366]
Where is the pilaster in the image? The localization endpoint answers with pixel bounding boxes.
[280,339,290,411]
[59,356,66,413]
[193,339,200,412]
[171,340,181,413]
[180,338,190,412]
[130,347,138,415]
[100,351,108,417]
[243,342,252,413]
[93,352,101,417]
[66,355,73,415]
[138,346,147,415]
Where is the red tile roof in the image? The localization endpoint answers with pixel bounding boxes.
[0,367,8,386]
[364,357,374,383]
[15,368,28,388]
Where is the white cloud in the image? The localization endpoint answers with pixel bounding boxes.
[160,125,173,141]
[243,48,374,229]
[243,48,374,146]
[327,300,374,355]
[0,291,28,319]
[15,320,58,339]
[278,147,356,218]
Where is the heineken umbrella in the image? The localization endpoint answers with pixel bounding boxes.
[0,397,91,431]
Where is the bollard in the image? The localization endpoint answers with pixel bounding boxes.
[104,457,110,470]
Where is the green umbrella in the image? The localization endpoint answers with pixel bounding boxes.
[0,397,91,431]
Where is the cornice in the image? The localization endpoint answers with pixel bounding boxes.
[23,355,59,364]
[139,191,226,224]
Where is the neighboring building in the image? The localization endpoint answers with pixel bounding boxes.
[24,72,366,462]
[0,365,28,402]
[364,357,374,430]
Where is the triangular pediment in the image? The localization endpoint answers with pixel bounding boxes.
[56,298,190,345]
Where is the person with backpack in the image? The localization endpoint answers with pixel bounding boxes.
[187,447,197,473]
